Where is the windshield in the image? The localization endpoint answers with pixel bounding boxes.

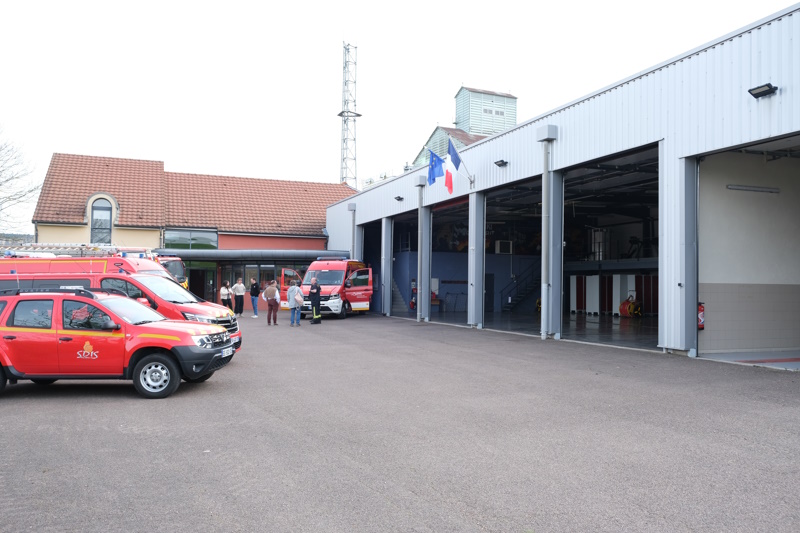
[134,274,199,304]
[160,259,186,279]
[302,269,345,286]
[101,296,166,325]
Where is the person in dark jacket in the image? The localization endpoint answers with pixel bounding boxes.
[249,277,260,318]
[309,277,321,324]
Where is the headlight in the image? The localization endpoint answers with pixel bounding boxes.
[328,293,340,300]
[182,312,216,323]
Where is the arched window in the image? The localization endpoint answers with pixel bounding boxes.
[91,198,112,244]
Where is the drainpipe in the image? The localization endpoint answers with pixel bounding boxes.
[537,125,558,340]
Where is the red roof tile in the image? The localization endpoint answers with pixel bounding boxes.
[33,154,164,227]
[165,172,355,236]
[33,154,356,237]
[439,127,487,147]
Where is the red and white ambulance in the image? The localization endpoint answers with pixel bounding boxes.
[279,257,372,319]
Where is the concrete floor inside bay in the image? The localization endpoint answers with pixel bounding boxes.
[387,310,800,371]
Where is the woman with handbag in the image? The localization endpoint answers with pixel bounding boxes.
[287,280,304,327]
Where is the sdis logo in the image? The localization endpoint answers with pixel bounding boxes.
[77,341,99,359]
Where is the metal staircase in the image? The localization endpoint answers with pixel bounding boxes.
[499,263,541,312]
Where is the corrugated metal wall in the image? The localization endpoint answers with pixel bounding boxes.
[328,6,800,350]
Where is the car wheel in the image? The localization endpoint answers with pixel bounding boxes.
[133,353,181,399]
[184,372,214,384]
[0,367,6,394]
[338,302,348,319]
[31,379,57,385]
[300,313,306,319]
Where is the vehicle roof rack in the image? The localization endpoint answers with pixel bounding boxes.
[315,256,349,261]
[0,288,98,299]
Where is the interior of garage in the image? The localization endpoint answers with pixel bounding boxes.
[697,134,800,368]
[558,145,660,350]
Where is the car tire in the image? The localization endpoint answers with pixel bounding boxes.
[0,367,6,394]
[133,353,181,399]
[338,302,349,319]
[31,379,57,385]
[184,371,214,384]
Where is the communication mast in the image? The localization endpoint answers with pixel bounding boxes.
[338,42,360,188]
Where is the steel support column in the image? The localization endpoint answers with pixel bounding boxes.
[682,156,699,356]
[547,170,564,339]
[380,217,393,316]
[468,191,486,328]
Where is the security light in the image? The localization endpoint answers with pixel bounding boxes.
[494,160,508,167]
[748,83,778,98]
[394,196,404,201]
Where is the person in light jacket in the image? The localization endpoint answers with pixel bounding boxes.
[287,280,303,327]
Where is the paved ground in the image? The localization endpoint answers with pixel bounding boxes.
[1,313,799,532]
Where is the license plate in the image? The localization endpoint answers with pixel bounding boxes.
[222,347,233,357]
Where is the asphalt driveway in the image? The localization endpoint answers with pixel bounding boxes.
[1,313,798,532]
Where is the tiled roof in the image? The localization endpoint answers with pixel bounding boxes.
[33,154,165,227]
[439,127,488,147]
[33,154,356,237]
[165,172,355,236]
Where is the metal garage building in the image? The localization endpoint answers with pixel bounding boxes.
[325,5,800,359]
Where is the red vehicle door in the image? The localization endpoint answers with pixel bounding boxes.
[280,268,303,310]
[1,299,58,373]
[57,299,126,374]
[344,268,373,312]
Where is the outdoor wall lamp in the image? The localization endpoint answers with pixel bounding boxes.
[494,160,508,167]
[748,83,778,98]
[394,196,404,201]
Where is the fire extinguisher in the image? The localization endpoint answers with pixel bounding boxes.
[698,302,705,330]
[410,285,417,310]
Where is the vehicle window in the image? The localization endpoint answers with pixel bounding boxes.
[303,269,345,286]
[63,300,112,330]
[0,301,7,315]
[133,275,198,304]
[0,279,32,290]
[33,278,90,289]
[348,269,370,287]
[10,300,54,329]
[101,278,144,299]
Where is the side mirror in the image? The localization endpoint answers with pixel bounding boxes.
[102,318,121,330]
[344,280,352,288]
[178,276,187,283]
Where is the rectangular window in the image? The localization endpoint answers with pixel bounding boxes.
[10,300,54,328]
[495,110,504,116]
[164,230,218,250]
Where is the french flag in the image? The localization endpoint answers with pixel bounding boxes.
[444,139,461,195]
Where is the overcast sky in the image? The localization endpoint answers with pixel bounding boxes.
[0,0,795,233]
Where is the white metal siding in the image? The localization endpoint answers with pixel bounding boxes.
[329,6,800,350]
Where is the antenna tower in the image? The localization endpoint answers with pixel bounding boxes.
[338,42,360,188]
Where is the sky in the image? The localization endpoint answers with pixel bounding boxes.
[0,0,795,234]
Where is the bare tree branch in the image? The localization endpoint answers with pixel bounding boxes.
[0,130,40,230]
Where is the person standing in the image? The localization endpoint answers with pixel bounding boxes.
[287,280,303,327]
[249,277,260,318]
[232,278,246,317]
[309,276,321,324]
[263,280,280,325]
[220,280,233,310]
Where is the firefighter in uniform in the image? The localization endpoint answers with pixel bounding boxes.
[309,277,322,324]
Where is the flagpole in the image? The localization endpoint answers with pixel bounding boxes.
[447,136,475,187]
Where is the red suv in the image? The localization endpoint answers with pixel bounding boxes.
[0,288,235,399]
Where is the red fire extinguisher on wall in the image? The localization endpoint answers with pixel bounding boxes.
[698,302,705,330]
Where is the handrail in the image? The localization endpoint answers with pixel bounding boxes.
[499,262,541,309]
